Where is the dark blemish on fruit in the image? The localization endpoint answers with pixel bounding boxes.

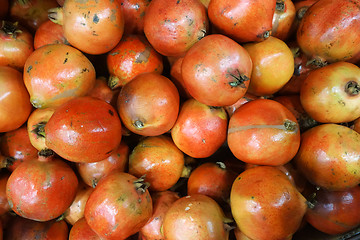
[27,65,32,73]
[338,99,346,106]
[135,47,151,63]
[117,195,126,202]
[93,14,99,23]
[108,110,114,116]
[186,16,194,26]
[81,68,89,73]
[63,58,68,64]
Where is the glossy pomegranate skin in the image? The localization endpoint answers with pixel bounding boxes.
[117,72,180,136]
[107,34,164,89]
[45,96,122,163]
[162,194,230,240]
[140,191,180,240]
[143,0,208,57]
[300,61,360,123]
[208,0,276,43]
[244,36,295,96]
[187,162,238,203]
[69,217,101,240]
[227,99,300,166]
[120,0,151,35]
[271,0,296,41]
[306,186,360,235]
[294,124,360,191]
[33,20,67,49]
[0,21,34,71]
[230,166,307,240]
[76,141,129,188]
[169,56,192,99]
[181,34,253,107]
[0,66,32,133]
[85,172,153,240]
[23,44,96,109]
[128,135,185,191]
[171,98,228,158]
[64,181,94,225]
[297,0,360,64]
[6,154,79,222]
[56,0,125,55]
[0,125,38,172]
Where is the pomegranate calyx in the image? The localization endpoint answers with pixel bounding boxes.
[345,81,360,96]
[48,7,64,26]
[228,69,249,88]
[0,21,22,38]
[31,121,46,138]
[216,161,226,170]
[108,75,121,89]
[305,192,318,209]
[38,149,55,158]
[134,175,150,194]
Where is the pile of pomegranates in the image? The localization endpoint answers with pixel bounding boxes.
[1,0,360,239]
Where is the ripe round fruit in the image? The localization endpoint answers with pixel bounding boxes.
[45,96,122,163]
[0,66,32,133]
[300,61,360,123]
[181,34,253,107]
[294,124,360,191]
[227,99,300,166]
[23,44,96,109]
[117,72,180,136]
[230,166,307,240]
[6,154,78,222]
[49,0,124,55]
